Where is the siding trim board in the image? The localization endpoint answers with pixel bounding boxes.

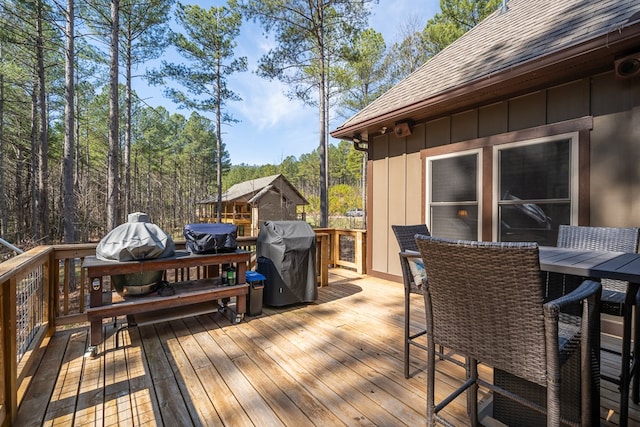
[419,116,593,159]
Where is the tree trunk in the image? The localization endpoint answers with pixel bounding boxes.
[146,141,151,214]
[319,78,328,227]
[16,145,26,242]
[63,0,76,243]
[107,0,120,230]
[0,44,5,238]
[124,41,132,217]
[216,61,222,223]
[36,0,49,242]
[31,85,39,240]
[318,10,328,228]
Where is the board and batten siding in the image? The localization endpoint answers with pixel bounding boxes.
[368,71,640,280]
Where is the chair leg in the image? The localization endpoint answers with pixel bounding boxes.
[633,303,640,403]
[619,297,635,427]
[404,286,411,379]
[426,337,436,427]
[468,359,478,426]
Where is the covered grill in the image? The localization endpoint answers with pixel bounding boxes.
[256,220,317,306]
[96,212,175,296]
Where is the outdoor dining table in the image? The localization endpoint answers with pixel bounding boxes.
[409,242,639,424]
[537,245,640,426]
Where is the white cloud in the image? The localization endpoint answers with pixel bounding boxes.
[134,0,441,165]
[232,76,306,131]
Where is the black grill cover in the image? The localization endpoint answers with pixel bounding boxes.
[184,223,238,254]
[257,221,317,306]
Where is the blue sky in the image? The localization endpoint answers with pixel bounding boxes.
[132,1,440,165]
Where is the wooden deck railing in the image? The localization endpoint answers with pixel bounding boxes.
[314,228,366,274]
[0,228,365,426]
[0,246,54,426]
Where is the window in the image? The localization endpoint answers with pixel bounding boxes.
[422,120,588,244]
[425,150,481,240]
[494,133,578,245]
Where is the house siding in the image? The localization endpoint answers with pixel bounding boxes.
[370,71,640,278]
[371,138,390,274]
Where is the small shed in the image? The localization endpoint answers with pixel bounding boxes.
[196,174,308,236]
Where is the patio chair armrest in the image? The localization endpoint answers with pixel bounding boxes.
[543,279,602,313]
[400,250,421,260]
[542,279,601,409]
[398,251,427,294]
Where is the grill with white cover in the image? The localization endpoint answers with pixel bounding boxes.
[96,212,175,295]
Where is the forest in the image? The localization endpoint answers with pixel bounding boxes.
[0,0,500,249]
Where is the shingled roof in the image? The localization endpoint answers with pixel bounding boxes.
[331,0,640,139]
[196,174,307,205]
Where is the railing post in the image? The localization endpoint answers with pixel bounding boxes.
[53,252,60,320]
[46,250,55,335]
[0,280,5,426]
[355,230,366,274]
[3,276,17,425]
[316,233,329,287]
[331,229,340,267]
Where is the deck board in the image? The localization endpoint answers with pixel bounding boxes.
[218,317,342,426]
[14,270,640,426]
[15,333,70,427]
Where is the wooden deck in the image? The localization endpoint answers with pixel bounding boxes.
[14,269,640,426]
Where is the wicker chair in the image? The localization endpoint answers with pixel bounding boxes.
[391,224,432,378]
[415,235,601,426]
[556,224,640,419]
[392,224,460,378]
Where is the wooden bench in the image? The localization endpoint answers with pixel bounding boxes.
[83,250,250,356]
[110,283,247,348]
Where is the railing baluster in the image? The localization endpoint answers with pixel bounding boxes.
[63,260,70,316]
[79,256,86,313]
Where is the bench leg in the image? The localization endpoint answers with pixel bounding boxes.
[84,345,97,358]
[86,318,103,357]
[236,294,246,316]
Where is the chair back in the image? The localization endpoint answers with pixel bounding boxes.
[557,225,639,252]
[392,224,430,253]
[415,235,548,386]
[557,225,640,293]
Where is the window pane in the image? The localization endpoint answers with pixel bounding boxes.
[431,205,478,240]
[499,139,570,200]
[431,154,477,202]
[500,202,571,245]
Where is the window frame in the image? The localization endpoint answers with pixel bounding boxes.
[424,148,483,240]
[420,117,591,241]
[491,132,580,242]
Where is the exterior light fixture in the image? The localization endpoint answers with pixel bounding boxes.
[393,121,413,137]
[352,134,368,152]
[615,53,640,79]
